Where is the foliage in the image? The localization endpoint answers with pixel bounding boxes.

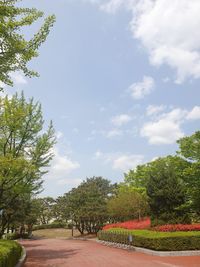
[177,131,200,162]
[0,93,55,236]
[0,0,55,89]
[177,131,200,216]
[98,229,200,251]
[153,224,200,232]
[146,157,190,226]
[107,184,149,222]
[0,240,22,267]
[124,164,151,189]
[62,177,114,234]
[32,222,67,231]
[103,218,150,230]
[33,197,56,225]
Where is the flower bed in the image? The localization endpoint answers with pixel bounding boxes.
[154,224,200,232]
[103,218,150,230]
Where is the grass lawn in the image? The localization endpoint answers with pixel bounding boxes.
[32,228,80,239]
[107,228,200,238]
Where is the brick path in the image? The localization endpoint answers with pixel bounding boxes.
[20,239,200,267]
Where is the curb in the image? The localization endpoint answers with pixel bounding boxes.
[15,246,27,267]
[97,240,200,257]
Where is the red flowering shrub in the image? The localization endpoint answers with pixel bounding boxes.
[154,224,200,232]
[103,218,151,230]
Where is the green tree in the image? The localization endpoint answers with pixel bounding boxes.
[65,177,113,234]
[177,131,200,217]
[0,0,55,89]
[146,157,190,226]
[107,184,149,222]
[0,92,55,236]
[34,197,56,225]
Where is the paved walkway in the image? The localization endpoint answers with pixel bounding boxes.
[20,239,200,267]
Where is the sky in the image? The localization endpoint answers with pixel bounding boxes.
[2,0,200,197]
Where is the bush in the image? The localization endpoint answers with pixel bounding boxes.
[103,218,150,230]
[0,240,22,267]
[98,229,200,251]
[33,222,67,231]
[153,224,200,232]
[4,233,29,240]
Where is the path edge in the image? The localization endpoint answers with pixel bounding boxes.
[96,239,200,257]
[15,246,27,267]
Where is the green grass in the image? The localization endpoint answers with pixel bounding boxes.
[107,228,200,238]
[0,240,22,267]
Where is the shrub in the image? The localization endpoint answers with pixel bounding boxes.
[154,224,200,232]
[98,229,200,251]
[103,218,150,230]
[0,240,22,267]
[32,222,67,231]
[4,233,29,240]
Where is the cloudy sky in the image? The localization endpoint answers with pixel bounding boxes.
[3,0,200,197]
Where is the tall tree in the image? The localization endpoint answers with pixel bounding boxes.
[65,177,113,234]
[146,157,190,226]
[107,184,149,222]
[0,92,55,236]
[0,0,55,89]
[177,131,200,216]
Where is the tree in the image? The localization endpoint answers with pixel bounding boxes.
[0,0,55,89]
[65,177,113,234]
[34,197,56,225]
[0,92,55,236]
[107,184,149,222]
[146,157,190,226]
[124,164,151,189]
[177,131,200,217]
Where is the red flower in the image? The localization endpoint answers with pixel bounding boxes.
[103,218,151,230]
[153,224,200,232]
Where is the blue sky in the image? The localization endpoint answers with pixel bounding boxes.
[2,0,200,197]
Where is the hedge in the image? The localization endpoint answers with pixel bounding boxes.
[4,232,29,240]
[33,222,67,231]
[0,240,22,267]
[97,229,200,251]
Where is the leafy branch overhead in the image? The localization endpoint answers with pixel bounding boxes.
[0,0,56,89]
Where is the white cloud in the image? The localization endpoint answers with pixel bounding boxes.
[10,72,27,85]
[141,119,184,145]
[112,154,144,171]
[142,106,200,144]
[93,0,200,83]
[56,131,63,140]
[46,147,80,184]
[146,105,165,116]
[105,129,123,138]
[186,106,200,120]
[94,150,144,172]
[111,114,132,127]
[57,178,82,186]
[129,76,155,99]
[141,108,187,144]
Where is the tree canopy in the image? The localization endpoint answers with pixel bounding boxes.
[0,0,55,89]
[0,92,55,236]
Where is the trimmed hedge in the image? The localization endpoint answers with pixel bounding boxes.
[4,232,29,240]
[98,229,200,251]
[33,222,67,231]
[0,240,22,267]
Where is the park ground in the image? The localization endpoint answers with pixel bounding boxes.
[19,229,200,267]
